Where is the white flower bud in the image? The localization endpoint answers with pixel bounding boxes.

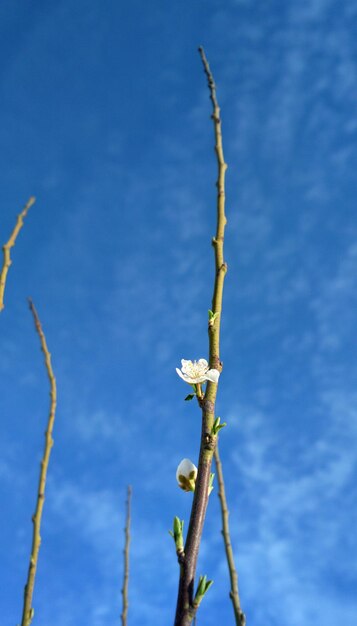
[176,458,198,492]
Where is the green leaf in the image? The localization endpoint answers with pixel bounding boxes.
[184,393,195,401]
[208,310,219,325]
[175,517,184,534]
[194,575,214,607]
[211,416,227,435]
[197,575,206,595]
[170,517,184,554]
[208,472,215,495]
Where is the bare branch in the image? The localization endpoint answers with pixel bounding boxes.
[20,299,57,626]
[121,486,132,626]
[214,444,245,625]
[0,197,35,312]
[174,47,228,626]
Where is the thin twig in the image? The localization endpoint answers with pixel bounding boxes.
[214,444,246,625]
[0,197,35,311]
[121,485,132,626]
[20,299,57,626]
[174,47,228,626]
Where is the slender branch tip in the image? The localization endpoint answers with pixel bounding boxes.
[0,197,35,311]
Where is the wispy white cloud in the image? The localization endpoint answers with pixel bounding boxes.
[311,241,357,354]
[46,477,177,625]
[226,391,357,624]
[0,459,12,481]
[73,408,130,444]
[49,481,123,563]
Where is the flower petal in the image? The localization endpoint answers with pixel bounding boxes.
[176,367,188,381]
[205,368,220,383]
[180,359,192,374]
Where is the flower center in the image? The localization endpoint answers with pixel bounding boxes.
[188,361,208,377]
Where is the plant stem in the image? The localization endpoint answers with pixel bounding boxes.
[174,47,228,626]
[20,299,57,626]
[0,197,35,311]
[214,444,246,625]
[121,485,132,626]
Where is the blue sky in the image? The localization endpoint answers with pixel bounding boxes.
[0,1,356,625]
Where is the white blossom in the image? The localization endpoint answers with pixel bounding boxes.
[176,359,220,385]
[176,458,198,492]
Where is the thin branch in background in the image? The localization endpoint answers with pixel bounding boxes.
[174,47,228,626]
[121,485,132,626]
[0,197,35,312]
[214,444,246,625]
[20,299,57,626]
